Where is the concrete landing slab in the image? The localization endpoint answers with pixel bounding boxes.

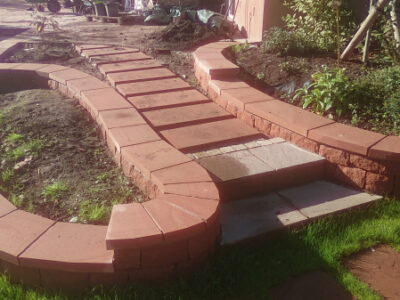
[107,68,176,86]
[192,138,324,201]
[98,60,163,75]
[128,89,210,111]
[279,180,382,218]
[197,150,273,182]
[221,180,382,244]
[90,52,150,66]
[160,119,262,152]
[117,77,191,97]
[220,193,306,244]
[143,102,233,130]
[249,142,325,171]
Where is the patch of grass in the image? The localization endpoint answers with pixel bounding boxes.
[41,181,68,202]
[79,201,109,223]
[9,193,24,207]
[1,197,399,299]
[1,168,14,183]
[6,133,23,144]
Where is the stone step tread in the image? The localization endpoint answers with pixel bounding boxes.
[107,67,176,86]
[143,102,233,129]
[128,89,210,111]
[81,47,138,58]
[117,77,191,97]
[98,60,163,75]
[90,52,151,66]
[160,118,263,153]
[221,180,382,244]
[196,141,324,182]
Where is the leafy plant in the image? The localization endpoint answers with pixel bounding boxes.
[6,133,23,144]
[283,0,355,52]
[279,58,308,75]
[42,181,69,202]
[294,66,351,116]
[232,41,250,54]
[262,27,321,56]
[1,169,14,183]
[79,201,109,223]
[350,65,400,134]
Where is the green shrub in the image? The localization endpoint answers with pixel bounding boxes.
[351,65,400,134]
[283,0,355,53]
[262,27,321,56]
[294,66,352,116]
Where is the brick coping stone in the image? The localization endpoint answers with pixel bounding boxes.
[193,41,400,196]
[0,44,221,290]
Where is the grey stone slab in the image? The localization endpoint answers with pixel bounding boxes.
[279,180,382,218]
[197,150,274,182]
[221,193,306,244]
[249,142,324,171]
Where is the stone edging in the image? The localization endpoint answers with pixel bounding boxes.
[193,42,400,197]
[0,48,220,290]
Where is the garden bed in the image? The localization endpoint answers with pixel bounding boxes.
[228,43,400,136]
[0,41,147,225]
[0,88,146,225]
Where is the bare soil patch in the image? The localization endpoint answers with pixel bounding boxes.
[227,47,365,98]
[4,41,102,79]
[143,12,226,52]
[0,89,146,225]
[269,270,355,300]
[346,245,400,300]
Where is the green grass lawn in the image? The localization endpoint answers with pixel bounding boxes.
[2,197,400,300]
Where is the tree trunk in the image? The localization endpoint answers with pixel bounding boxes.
[341,0,391,60]
[390,0,400,52]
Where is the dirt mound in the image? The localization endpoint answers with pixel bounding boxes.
[144,13,222,51]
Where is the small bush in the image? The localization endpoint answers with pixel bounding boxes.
[351,66,400,134]
[294,66,351,116]
[283,0,355,53]
[262,27,322,56]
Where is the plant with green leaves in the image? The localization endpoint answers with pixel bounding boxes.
[262,27,321,56]
[294,66,352,116]
[350,65,400,134]
[42,181,68,202]
[283,0,355,52]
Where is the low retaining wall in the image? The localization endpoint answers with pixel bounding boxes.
[193,42,400,197]
[0,62,220,291]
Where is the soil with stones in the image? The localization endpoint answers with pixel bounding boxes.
[346,245,400,299]
[269,270,355,300]
[5,41,103,80]
[0,89,146,225]
[228,47,365,98]
[142,12,226,52]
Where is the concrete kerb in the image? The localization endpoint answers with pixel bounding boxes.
[193,41,400,196]
[0,61,221,290]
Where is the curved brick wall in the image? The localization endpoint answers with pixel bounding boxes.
[0,62,220,291]
[193,42,400,197]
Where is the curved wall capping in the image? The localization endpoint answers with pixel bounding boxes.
[0,62,221,290]
[193,42,400,196]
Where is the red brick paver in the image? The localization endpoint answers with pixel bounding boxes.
[128,89,209,111]
[143,102,232,130]
[107,67,176,86]
[19,223,113,273]
[106,203,163,250]
[160,118,262,152]
[0,210,55,265]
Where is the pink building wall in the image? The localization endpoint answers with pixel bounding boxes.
[228,0,286,42]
